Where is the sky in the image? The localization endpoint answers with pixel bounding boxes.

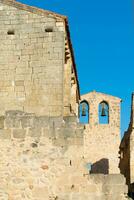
[18,0,134,137]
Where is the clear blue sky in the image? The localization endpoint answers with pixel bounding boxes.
[18,0,134,137]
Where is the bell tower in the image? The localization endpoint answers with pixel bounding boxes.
[80,91,121,174]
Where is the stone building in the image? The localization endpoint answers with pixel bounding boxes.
[0,0,130,199]
[81,91,121,174]
[0,0,79,117]
[119,93,134,198]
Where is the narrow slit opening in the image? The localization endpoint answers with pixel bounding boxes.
[7,30,15,35]
[45,27,53,33]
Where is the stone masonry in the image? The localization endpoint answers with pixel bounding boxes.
[0,0,79,117]
[0,0,131,199]
[120,93,134,197]
[0,111,129,199]
[82,91,121,174]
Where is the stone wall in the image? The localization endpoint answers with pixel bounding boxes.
[0,1,130,199]
[0,0,65,116]
[129,94,134,188]
[81,91,121,174]
[120,93,134,196]
[119,130,130,186]
[0,111,128,199]
[63,58,79,117]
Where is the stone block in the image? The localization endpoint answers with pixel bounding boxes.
[73,137,83,145]
[32,187,49,199]
[0,129,11,139]
[103,184,128,194]
[28,128,41,138]
[21,116,35,128]
[104,194,126,200]
[89,174,105,184]
[76,129,84,138]
[104,174,126,185]
[57,194,70,200]
[4,117,21,128]
[42,127,51,138]
[13,129,26,139]
[63,116,77,123]
[63,128,76,138]
[0,116,4,129]
[33,117,50,128]
[49,117,63,128]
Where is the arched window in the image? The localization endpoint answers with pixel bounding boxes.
[99,101,109,124]
[79,100,89,124]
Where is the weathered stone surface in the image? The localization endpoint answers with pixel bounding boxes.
[81,91,121,174]
[28,128,41,137]
[119,94,134,198]
[0,0,130,199]
[0,112,129,199]
[0,0,72,117]
[0,116,4,129]
[0,129,11,139]
[13,128,26,138]
[104,174,126,185]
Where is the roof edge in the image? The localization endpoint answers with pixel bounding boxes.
[65,18,80,99]
[0,0,67,20]
[81,90,122,102]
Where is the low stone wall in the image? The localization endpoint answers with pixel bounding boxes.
[0,111,129,199]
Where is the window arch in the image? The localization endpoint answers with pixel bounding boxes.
[99,101,109,124]
[79,100,89,124]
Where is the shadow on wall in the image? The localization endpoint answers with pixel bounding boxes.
[91,158,109,174]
